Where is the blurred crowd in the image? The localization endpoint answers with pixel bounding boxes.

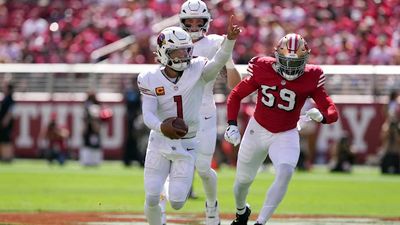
[0,0,399,171]
[1,0,400,65]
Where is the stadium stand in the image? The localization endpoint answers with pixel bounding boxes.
[0,0,400,165]
[0,0,399,65]
[1,0,400,96]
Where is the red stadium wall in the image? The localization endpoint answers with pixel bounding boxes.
[12,100,386,163]
[314,103,385,162]
[12,100,125,159]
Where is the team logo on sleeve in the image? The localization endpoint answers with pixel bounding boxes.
[155,86,165,96]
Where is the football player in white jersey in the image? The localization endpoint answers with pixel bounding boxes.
[159,1,242,225]
[139,18,240,225]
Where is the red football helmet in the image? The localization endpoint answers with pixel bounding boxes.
[274,33,311,80]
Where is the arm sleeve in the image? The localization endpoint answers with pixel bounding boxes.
[227,75,259,122]
[310,73,339,124]
[137,73,162,132]
[201,39,236,82]
[141,95,162,132]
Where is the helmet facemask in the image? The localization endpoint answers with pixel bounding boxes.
[156,27,194,72]
[181,18,209,40]
[166,46,193,71]
[274,52,309,80]
[274,33,311,81]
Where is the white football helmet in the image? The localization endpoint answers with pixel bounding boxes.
[274,33,311,81]
[179,0,211,40]
[156,27,193,71]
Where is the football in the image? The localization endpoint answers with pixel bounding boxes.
[172,117,189,136]
[161,117,188,139]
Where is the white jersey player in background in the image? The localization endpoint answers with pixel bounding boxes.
[139,19,241,225]
[160,1,242,225]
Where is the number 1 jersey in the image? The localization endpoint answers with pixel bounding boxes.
[138,57,208,137]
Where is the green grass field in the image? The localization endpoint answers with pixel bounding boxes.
[0,160,399,218]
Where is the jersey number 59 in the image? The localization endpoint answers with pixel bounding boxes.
[261,85,296,111]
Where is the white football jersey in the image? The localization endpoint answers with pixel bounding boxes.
[193,34,224,117]
[137,57,209,137]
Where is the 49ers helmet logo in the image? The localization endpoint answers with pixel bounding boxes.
[274,33,311,81]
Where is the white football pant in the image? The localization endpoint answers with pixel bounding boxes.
[196,112,218,206]
[144,131,197,225]
[233,117,299,223]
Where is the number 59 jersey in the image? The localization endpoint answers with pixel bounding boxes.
[227,56,338,133]
[138,57,208,137]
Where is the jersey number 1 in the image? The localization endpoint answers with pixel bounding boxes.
[173,95,183,118]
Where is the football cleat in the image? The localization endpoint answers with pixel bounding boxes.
[254,223,263,225]
[205,201,221,225]
[231,204,251,225]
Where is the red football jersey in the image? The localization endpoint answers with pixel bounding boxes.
[227,56,338,133]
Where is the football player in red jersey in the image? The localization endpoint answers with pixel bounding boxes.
[224,33,338,225]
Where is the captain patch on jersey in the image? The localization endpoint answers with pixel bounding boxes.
[155,86,165,96]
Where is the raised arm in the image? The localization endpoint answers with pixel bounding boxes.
[202,15,241,82]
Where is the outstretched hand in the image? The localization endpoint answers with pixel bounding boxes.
[226,15,241,40]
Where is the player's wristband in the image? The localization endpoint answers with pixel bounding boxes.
[228,120,238,126]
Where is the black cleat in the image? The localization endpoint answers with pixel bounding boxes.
[231,205,251,225]
[254,223,263,225]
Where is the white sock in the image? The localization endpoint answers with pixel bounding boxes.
[257,164,294,223]
[200,168,217,206]
[145,203,162,225]
[163,177,169,200]
[237,206,247,215]
[234,180,251,213]
[160,179,169,210]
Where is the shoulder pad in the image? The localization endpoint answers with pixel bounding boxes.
[206,34,224,43]
[137,71,156,96]
[305,64,325,88]
[190,56,208,65]
[305,64,323,75]
[249,56,275,65]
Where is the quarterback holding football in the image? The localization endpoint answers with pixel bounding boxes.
[138,15,240,225]
[160,1,243,224]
